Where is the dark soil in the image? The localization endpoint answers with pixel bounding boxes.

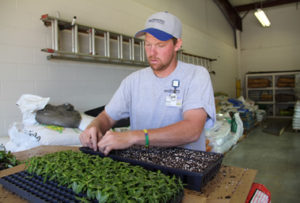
[110,146,223,173]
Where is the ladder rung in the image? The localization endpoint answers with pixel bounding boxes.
[139,41,145,62]
[72,24,79,53]
[51,19,59,51]
[129,38,134,61]
[88,28,95,55]
[117,35,123,59]
[104,32,110,57]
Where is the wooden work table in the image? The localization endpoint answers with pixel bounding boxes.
[0,146,256,203]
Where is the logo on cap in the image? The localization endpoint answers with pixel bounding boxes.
[148,18,165,25]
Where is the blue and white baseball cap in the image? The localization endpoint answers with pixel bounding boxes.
[135,11,182,41]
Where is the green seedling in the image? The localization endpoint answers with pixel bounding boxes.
[0,146,20,170]
[25,150,183,202]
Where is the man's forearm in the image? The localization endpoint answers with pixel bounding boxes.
[88,110,115,134]
[96,108,207,155]
[132,108,207,147]
[132,120,203,147]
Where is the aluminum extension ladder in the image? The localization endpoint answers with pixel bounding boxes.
[40,14,216,69]
[41,14,147,67]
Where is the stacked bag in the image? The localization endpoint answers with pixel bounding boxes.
[205,112,244,154]
[293,74,300,130]
[293,101,300,130]
[295,74,300,100]
[5,94,94,152]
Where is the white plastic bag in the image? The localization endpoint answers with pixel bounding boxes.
[23,124,81,146]
[5,122,40,152]
[234,112,244,139]
[5,122,81,152]
[205,120,231,146]
[212,134,237,153]
[16,94,50,125]
[78,113,95,131]
[206,113,244,154]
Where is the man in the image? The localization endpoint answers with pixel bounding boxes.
[80,11,215,155]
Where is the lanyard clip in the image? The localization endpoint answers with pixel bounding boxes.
[172,79,180,93]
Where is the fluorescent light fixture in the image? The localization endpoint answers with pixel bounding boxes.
[254,9,271,27]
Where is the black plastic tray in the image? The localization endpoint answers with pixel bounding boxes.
[0,170,183,203]
[0,171,81,203]
[80,147,223,191]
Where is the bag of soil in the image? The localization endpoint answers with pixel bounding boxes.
[36,103,81,128]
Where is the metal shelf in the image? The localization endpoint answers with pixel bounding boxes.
[246,71,300,117]
[276,101,296,105]
[247,87,273,90]
[275,87,295,90]
[256,101,274,104]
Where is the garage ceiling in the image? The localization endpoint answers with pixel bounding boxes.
[230,0,299,12]
[214,0,299,31]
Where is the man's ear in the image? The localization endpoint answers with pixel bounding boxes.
[174,38,182,52]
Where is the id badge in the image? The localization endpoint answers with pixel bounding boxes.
[166,93,182,107]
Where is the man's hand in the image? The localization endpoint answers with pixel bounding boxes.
[98,131,136,155]
[79,126,103,151]
[79,110,116,151]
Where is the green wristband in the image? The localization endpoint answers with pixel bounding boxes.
[143,129,149,147]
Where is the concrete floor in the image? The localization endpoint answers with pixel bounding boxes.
[223,124,300,203]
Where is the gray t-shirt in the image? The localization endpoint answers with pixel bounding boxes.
[105,61,215,151]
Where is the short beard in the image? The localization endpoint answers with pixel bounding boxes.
[149,51,175,73]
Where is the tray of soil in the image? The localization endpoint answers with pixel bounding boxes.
[80,146,223,191]
[0,150,183,203]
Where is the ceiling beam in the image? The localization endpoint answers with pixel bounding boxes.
[214,0,242,31]
[234,0,299,12]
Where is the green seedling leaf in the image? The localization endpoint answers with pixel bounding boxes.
[0,147,20,170]
[25,150,183,202]
[96,190,109,203]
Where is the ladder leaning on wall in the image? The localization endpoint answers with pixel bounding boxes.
[40,14,216,70]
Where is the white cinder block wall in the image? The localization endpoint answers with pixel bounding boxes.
[0,0,239,137]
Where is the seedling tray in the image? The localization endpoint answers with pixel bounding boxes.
[0,171,81,203]
[0,170,183,203]
[80,146,223,191]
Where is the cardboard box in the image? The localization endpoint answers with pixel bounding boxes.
[0,146,257,203]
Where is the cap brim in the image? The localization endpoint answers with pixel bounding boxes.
[135,28,173,41]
